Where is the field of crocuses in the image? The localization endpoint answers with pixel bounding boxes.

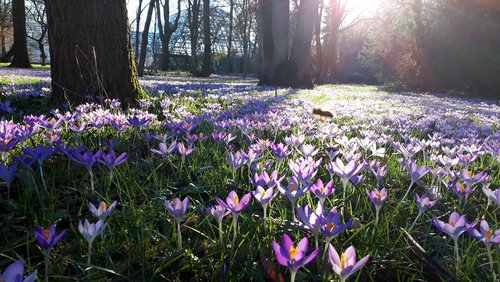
[0,67,499,281]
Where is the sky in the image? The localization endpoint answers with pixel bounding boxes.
[126,0,380,31]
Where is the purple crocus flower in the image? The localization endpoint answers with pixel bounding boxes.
[271,234,320,282]
[277,177,309,214]
[215,190,252,219]
[321,209,351,239]
[176,142,195,162]
[226,150,247,169]
[164,197,190,222]
[406,160,429,185]
[79,219,107,246]
[208,204,229,244]
[297,203,325,238]
[310,179,335,204]
[34,224,67,253]
[366,188,387,224]
[0,260,37,282]
[327,158,363,188]
[216,191,252,247]
[415,193,437,213]
[253,170,283,188]
[71,149,98,171]
[271,143,291,160]
[88,200,117,220]
[457,169,488,188]
[328,244,369,282]
[252,186,276,219]
[0,162,16,189]
[433,211,477,242]
[482,187,500,206]
[447,181,474,202]
[23,145,56,166]
[468,220,500,249]
[208,204,229,222]
[150,141,178,157]
[96,150,128,173]
[288,158,320,185]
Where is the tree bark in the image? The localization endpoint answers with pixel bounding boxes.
[158,0,181,71]
[314,0,323,81]
[258,0,274,84]
[227,0,234,73]
[271,0,289,83]
[45,0,141,106]
[9,0,31,68]
[188,0,201,75]
[134,0,143,61]
[320,0,346,83]
[289,0,318,88]
[138,0,155,76]
[201,0,211,76]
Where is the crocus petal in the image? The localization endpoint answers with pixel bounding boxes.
[2,260,23,282]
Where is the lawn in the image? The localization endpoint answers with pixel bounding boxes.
[0,67,499,281]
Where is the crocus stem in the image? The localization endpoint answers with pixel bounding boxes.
[408,211,422,232]
[454,238,460,277]
[177,221,182,249]
[40,164,48,193]
[218,219,223,245]
[232,216,238,248]
[375,207,380,225]
[87,242,92,265]
[44,251,50,282]
[88,169,95,191]
[487,246,497,282]
[322,238,332,261]
[399,181,414,207]
[290,270,297,282]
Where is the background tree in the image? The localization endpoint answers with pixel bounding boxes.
[187,0,201,75]
[226,0,234,73]
[26,0,47,65]
[258,0,319,88]
[201,0,211,76]
[157,0,182,71]
[9,0,31,68]
[45,0,141,106]
[0,0,12,60]
[138,0,155,76]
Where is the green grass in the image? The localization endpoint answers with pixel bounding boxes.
[0,62,50,69]
[0,84,498,281]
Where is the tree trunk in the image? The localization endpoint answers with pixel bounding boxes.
[320,0,346,83]
[271,0,289,84]
[227,0,234,73]
[314,0,323,81]
[412,0,435,89]
[258,0,274,84]
[188,0,201,75]
[201,0,211,76]
[45,0,141,106]
[135,0,143,61]
[138,0,155,77]
[158,0,181,71]
[9,0,31,68]
[289,0,318,88]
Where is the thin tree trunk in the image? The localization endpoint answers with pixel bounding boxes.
[45,0,141,106]
[188,0,201,75]
[135,0,143,60]
[314,0,323,82]
[9,0,31,68]
[138,0,155,76]
[201,0,211,76]
[227,0,234,73]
